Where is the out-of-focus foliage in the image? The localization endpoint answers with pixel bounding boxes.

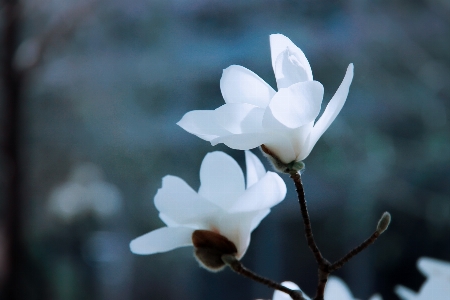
[1,0,449,299]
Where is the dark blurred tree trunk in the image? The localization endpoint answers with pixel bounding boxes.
[2,0,23,299]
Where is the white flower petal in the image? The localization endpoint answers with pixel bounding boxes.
[215,103,264,134]
[228,171,286,213]
[307,64,354,154]
[291,122,314,161]
[395,285,418,300]
[155,175,219,226]
[262,134,298,164]
[274,48,311,89]
[368,294,383,300]
[324,277,354,300]
[262,103,293,134]
[249,209,270,232]
[418,278,450,299]
[215,210,265,258]
[212,131,297,164]
[220,65,276,108]
[211,132,270,149]
[198,151,245,211]
[130,227,194,255]
[270,34,313,86]
[158,213,179,227]
[273,281,309,300]
[177,110,230,141]
[417,257,450,278]
[245,150,266,189]
[268,81,324,129]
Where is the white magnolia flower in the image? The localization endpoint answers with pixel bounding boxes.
[395,257,450,300]
[48,163,122,221]
[178,34,353,168]
[129,151,286,271]
[273,277,382,300]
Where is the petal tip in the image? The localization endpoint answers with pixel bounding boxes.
[129,239,145,255]
[347,63,354,73]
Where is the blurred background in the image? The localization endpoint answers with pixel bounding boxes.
[1,0,449,299]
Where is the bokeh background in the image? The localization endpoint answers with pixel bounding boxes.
[1,0,450,299]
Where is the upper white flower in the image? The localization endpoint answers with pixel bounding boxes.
[178,34,354,164]
[395,257,450,300]
[129,151,286,270]
[273,277,382,300]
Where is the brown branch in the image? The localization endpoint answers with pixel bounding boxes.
[222,255,306,300]
[314,269,329,300]
[330,231,380,272]
[289,171,390,300]
[289,172,327,266]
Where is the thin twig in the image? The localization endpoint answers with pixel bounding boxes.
[289,172,327,266]
[289,170,389,300]
[330,231,380,272]
[222,255,305,300]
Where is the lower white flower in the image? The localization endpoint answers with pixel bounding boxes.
[395,257,450,300]
[273,277,382,300]
[129,151,286,271]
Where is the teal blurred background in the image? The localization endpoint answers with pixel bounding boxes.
[1,0,449,299]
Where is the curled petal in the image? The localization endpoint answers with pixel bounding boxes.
[268,81,324,129]
[155,176,219,226]
[177,110,230,141]
[228,171,286,213]
[245,150,266,189]
[220,65,276,108]
[306,64,354,156]
[130,227,194,255]
[270,34,313,86]
[198,151,245,211]
[274,48,311,89]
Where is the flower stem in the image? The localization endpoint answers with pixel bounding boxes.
[289,172,327,266]
[221,255,306,300]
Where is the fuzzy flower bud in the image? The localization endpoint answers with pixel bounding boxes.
[376,212,391,234]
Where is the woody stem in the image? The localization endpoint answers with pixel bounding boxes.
[222,255,306,300]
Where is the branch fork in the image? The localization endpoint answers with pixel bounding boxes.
[290,171,390,300]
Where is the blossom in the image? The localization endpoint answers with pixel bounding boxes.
[272,277,382,300]
[129,151,286,271]
[395,257,450,300]
[178,34,353,168]
[48,163,122,221]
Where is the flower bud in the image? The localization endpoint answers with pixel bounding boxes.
[192,230,238,272]
[376,212,391,234]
